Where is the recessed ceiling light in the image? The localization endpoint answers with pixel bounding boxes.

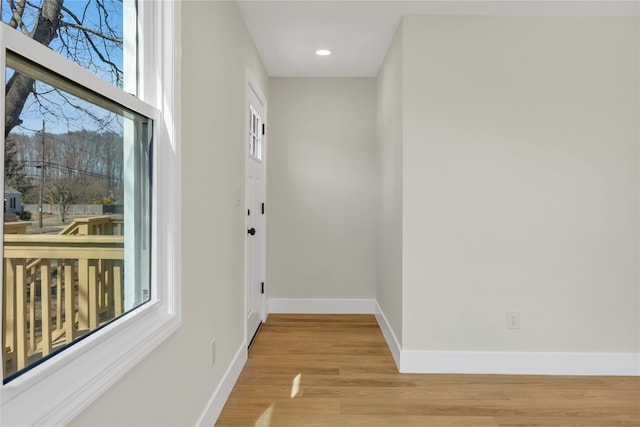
[315,49,332,56]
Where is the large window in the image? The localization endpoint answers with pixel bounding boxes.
[3,52,152,382]
[0,1,179,424]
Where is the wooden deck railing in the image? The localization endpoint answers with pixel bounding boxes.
[59,215,124,236]
[4,222,32,235]
[2,215,125,378]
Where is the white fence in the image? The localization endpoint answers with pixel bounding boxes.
[22,204,123,215]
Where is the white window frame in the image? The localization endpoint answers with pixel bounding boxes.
[0,2,181,426]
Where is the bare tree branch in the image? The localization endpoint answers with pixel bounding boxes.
[5,73,34,136]
[59,7,121,43]
[58,2,122,85]
[5,0,64,137]
[7,0,30,34]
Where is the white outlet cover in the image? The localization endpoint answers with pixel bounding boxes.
[507,310,520,329]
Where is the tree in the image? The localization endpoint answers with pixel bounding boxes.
[47,181,74,222]
[4,135,32,194]
[4,0,123,137]
[4,129,124,204]
[3,0,124,212]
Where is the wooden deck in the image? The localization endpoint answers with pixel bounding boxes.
[217,314,640,427]
[2,216,125,379]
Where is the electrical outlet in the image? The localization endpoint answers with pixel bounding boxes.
[507,310,520,329]
[211,339,216,366]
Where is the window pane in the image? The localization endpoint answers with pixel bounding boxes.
[2,61,151,382]
[249,106,262,161]
[1,0,128,88]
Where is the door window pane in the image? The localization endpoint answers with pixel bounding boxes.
[249,106,262,160]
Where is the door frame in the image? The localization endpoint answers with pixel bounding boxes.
[244,69,268,346]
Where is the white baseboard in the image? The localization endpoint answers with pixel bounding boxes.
[373,302,639,376]
[374,301,401,370]
[268,298,375,314]
[400,350,640,376]
[195,342,247,427]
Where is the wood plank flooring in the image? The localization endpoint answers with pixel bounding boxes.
[216,314,640,426]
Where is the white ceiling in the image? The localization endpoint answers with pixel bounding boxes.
[236,0,639,77]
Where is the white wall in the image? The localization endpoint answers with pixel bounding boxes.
[69,2,269,425]
[68,11,640,425]
[402,16,639,353]
[376,26,404,344]
[267,78,377,300]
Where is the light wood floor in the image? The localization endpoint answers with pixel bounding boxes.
[216,314,640,426]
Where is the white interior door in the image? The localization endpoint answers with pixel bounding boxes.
[246,79,266,346]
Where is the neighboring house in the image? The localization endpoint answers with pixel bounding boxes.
[4,185,22,214]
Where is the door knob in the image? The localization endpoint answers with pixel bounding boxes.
[247,228,256,236]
